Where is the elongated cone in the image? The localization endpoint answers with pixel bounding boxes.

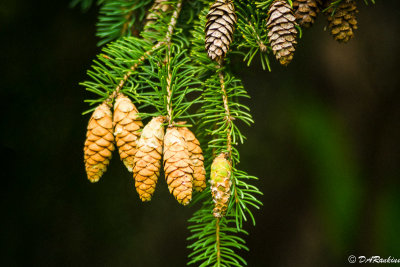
[177,123,206,192]
[113,94,143,172]
[133,116,165,201]
[210,153,232,218]
[293,0,323,28]
[325,0,358,43]
[205,0,237,61]
[84,103,115,183]
[266,0,298,66]
[164,127,193,206]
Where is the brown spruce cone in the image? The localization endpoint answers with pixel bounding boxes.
[266,0,298,66]
[113,94,143,172]
[177,123,206,192]
[210,153,232,218]
[205,0,237,61]
[325,0,358,43]
[133,116,165,201]
[163,127,194,206]
[293,0,323,28]
[84,103,115,183]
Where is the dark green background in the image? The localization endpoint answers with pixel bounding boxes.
[1,0,399,266]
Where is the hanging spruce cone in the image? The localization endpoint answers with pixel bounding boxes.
[177,123,206,192]
[133,116,165,201]
[84,102,115,183]
[210,153,232,218]
[266,0,298,66]
[325,0,358,43]
[164,127,194,206]
[113,94,143,172]
[205,0,237,61]
[293,0,323,28]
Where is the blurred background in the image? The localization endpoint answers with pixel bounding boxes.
[0,0,399,266]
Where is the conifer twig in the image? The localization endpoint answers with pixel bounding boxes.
[106,0,183,105]
[217,60,232,158]
[165,0,182,125]
[216,218,221,265]
[217,60,240,205]
[166,68,173,124]
[244,16,267,52]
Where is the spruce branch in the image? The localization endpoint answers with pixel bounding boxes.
[88,0,184,108]
[105,41,164,105]
[75,0,376,264]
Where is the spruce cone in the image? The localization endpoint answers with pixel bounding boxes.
[266,0,298,66]
[177,124,206,192]
[205,0,237,61]
[293,0,323,28]
[84,103,115,183]
[113,94,143,172]
[164,127,194,206]
[210,153,232,218]
[133,116,165,201]
[325,0,358,43]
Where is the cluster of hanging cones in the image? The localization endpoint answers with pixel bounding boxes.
[83,93,206,206]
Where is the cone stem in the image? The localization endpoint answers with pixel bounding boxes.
[217,61,232,159]
[165,0,183,125]
[216,218,221,266]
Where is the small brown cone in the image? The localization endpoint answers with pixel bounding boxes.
[266,0,298,66]
[177,123,206,192]
[84,103,115,183]
[163,127,193,206]
[325,0,358,43]
[293,0,323,28]
[205,0,237,61]
[133,116,165,201]
[210,153,232,218]
[113,94,143,172]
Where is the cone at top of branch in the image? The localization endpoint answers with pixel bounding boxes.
[113,93,143,173]
[205,0,237,61]
[266,0,298,66]
[164,126,194,206]
[84,102,115,183]
[210,153,232,218]
[133,116,165,202]
[324,0,358,43]
[176,122,206,192]
[293,0,323,28]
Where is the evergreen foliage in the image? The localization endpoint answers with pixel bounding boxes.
[74,0,374,265]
